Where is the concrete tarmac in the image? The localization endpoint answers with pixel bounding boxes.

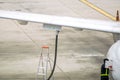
[0,0,120,80]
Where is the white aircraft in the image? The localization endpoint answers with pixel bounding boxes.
[0,10,120,80]
[107,40,120,80]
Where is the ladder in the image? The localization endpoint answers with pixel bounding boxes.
[36,46,54,80]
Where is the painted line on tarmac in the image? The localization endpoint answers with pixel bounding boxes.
[80,0,116,21]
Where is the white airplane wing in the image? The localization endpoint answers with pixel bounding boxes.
[0,10,120,33]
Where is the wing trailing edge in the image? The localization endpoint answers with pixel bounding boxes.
[0,10,120,33]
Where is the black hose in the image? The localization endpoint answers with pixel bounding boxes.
[47,31,59,80]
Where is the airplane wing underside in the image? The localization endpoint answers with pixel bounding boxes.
[0,10,120,33]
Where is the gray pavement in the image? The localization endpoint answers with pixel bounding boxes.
[0,0,119,80]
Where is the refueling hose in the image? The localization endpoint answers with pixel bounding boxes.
[47,31,59,80]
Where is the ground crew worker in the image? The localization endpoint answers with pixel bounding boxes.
[101,58,109,80]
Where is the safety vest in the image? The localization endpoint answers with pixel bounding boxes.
[101,68,109,76]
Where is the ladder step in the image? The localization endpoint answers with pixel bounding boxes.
[39,67,46,70]
[37,73,46,75]
[39,67,46,69]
